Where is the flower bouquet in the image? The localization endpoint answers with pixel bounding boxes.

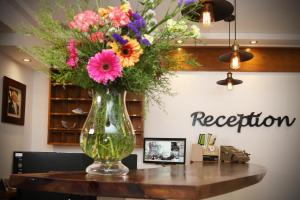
[22,0,201,175]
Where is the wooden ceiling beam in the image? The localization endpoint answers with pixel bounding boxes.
[173,47,300,72]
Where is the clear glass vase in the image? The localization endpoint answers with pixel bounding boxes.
[80,88,135,176]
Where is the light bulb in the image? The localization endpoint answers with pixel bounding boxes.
[227,81,233,90]
[230,54,240,70]
[202,11,212,26]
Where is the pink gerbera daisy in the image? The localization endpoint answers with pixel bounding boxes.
[87,50,122,84]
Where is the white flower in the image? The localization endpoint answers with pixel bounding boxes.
[144,34,154,44]
[191,25,201,39]
[148,18,158,27]
[145,9,156,18]
[166,19,177,29]
[166,19,188,33]
[177,20,188,31]
[144,0,155,8]
[107,27,120,35]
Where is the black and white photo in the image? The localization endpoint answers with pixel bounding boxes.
[143,138,186,164]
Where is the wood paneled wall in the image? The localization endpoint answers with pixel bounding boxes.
[173,47,300,72]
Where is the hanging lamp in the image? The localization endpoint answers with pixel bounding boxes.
[218,0,254,69]
[217,72,243,90]
[217,15,242,90]
[181,0,234,27]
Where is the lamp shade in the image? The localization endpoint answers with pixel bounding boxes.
[181,0,234,22]
[219,49,254,62]
[216,72,243,85]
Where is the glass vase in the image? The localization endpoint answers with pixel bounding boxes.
[80,88,135,176]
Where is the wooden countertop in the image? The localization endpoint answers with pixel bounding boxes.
[9,163,266,200]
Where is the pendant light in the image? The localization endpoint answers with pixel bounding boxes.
[217,72,243,90]
[217,15,242,90]
[181,0,234,27]
[219,0,254,69]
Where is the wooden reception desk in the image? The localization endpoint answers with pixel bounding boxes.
[9,163,266,199]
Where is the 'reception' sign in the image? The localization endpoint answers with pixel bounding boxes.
[191,111,296,133]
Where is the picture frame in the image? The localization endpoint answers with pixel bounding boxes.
[1,76,26,125]
[143,138,186,164]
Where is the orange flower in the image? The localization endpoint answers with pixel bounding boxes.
[109,36,143,67]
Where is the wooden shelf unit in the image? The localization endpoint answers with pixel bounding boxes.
[48,75,144,148]
[126,92,144,148]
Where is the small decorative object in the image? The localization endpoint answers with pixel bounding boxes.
[202,146,219,162]
[71,108,87,115]
[220,146,250,163]
[191,144,219,162]
[21,0,201,175]
[208,135,216,146]
[1,76,26,125]
[191,144,203,162]
[198,133,206,145]
[61,120,76,129]
[198,133,216,146]
[193,133,218,163]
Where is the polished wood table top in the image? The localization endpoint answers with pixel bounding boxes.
[9,163,266,200]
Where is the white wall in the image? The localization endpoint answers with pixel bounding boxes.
[30,70,82,153]
[142,72,300,200]
[0,54,80,179]
[0,52,33,178]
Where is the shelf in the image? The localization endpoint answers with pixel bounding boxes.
[134,131,143,135]
[129,114,143,117]
[49,72,143,148]
[50,113,88,116]
[50,98,91,101]
[126,99,143,102]
[51,83,75,86]
[48,142,79,146]
[49,128,82,132]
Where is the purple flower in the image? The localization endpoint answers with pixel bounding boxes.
[132,13,146,28]
[135,19,146,29]
[128,22,141,38]
[127,12,149,45]
[178,0,197,6]
[141,38,151,47]
[132,13,143,21]
[112,33,128,45]
[128,12,146,38]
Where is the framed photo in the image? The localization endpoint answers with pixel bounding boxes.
[1,76,26,125]
[143,138,186,164]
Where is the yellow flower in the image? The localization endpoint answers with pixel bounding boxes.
[120,3,131,13]
[98,7,113,18]
[109,36,143,67]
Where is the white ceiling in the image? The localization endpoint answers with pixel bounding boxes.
[0,0,300,69]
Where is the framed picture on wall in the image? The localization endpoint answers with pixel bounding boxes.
[1,76,26,125]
